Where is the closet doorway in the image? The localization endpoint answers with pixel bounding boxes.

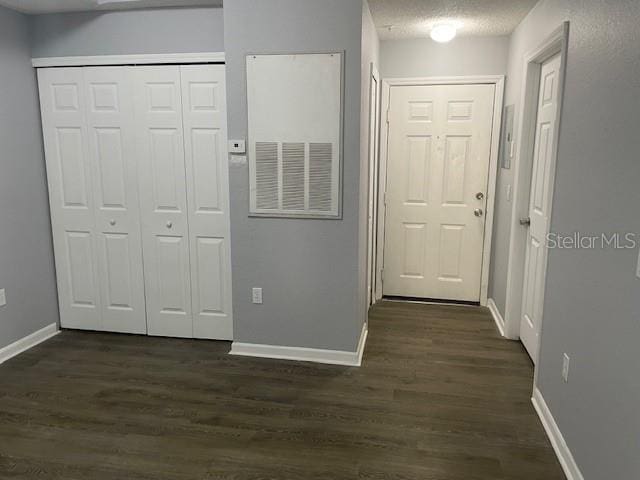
[37,58,233,340]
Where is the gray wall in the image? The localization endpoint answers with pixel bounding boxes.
[0,5,58,349]
[224,0,365,351]
[358,0,380,329]
[380,36,509,78]
[493,0,640,477]
[29,7,224,57]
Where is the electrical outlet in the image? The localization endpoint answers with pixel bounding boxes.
[252,287,263,304]
[562,353,570,383]
[0,289,6,307]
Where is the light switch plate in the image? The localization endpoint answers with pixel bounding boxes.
[252,287,263,304]
[0,289,6,307]
[229,155,247,166]
[228,139,246,154]
[636,246,640,279]
[562,353,570,383]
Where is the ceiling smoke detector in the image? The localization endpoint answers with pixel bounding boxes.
[430,23,458,43]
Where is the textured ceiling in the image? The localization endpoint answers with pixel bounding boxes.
[369,0,538,40]
[0,0,222,14]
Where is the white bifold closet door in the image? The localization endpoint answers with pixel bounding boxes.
[38,64,233,340]
[133,65,233,340]
[38,67,146,334]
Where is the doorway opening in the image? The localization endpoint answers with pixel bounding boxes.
[503,23,569,364]
[376,76,504,306]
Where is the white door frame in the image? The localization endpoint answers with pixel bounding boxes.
[367,63,381,305]
[378,75,505,306]
[31,52,225,68]
[503,23,569,342]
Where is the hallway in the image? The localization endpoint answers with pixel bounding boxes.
[0,302,564,479]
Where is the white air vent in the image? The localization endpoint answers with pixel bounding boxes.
[247,53,342,218]
[309,143,333,212]
[282,142,305,211]
[255,142,278,210]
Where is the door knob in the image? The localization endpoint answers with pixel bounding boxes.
[109,219,116,226]
[476,192,484,200]
[520,217,531,226]
[166,221,173,229]
[474,208,484,217]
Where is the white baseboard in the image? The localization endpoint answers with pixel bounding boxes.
[532,387,584,480]
[230,322,368,367]
[0,323,59,365]
[487,298,506,337]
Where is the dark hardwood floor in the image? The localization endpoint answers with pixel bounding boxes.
[0,301,565,479]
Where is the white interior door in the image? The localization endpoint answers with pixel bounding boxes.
[39,68,102,330]
[180,65,233,340]
[133,66,193,338]
[520,53,562,363]
[383,83,495,302]
[84,67,146,334]
[39,67,146,333]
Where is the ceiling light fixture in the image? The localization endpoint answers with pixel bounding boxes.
[430,23,457,43]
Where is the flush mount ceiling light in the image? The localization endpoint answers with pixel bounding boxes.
[430,23,458,43]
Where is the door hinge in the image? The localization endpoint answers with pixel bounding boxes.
[386,108,390,124]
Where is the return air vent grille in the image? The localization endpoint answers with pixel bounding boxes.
[252,141,336,215]
[255,142,279,210]
[282,143,305,211]
[309,143,333,212]
[247,53,342,218]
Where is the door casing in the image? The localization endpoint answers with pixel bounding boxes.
[377,75,505,306]
[367,63,381,306]
[502,23,569,354]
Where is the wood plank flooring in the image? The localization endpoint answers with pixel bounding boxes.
[0,301,565,479]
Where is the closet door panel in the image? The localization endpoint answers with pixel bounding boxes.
[134,66,193,338]
[84,67,146,334]
[38,68,102,330]
[181,65,233,340]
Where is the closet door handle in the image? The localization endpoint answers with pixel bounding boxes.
[166,221,173,229]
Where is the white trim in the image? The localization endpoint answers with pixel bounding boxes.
[368,62,381,305]
[230,322,368,367]
[532,387,584,480]
[504,22,570,342]
[32,52,225,68]
[0,323,59,365]
[487,298,506,337]
[381,75,505,86]
[377,75,505,306]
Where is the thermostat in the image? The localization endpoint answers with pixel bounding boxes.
[228,139,246,154]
